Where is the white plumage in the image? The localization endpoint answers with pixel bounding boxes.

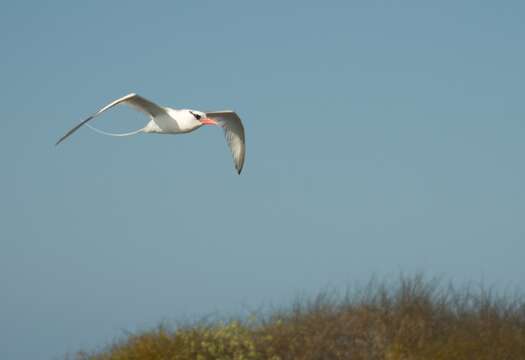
[56,93,246,174]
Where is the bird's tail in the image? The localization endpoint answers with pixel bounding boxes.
[85,123,144,137]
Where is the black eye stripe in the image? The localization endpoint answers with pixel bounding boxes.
[190,111,201,120]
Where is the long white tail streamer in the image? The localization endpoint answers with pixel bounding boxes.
[85,123,143,137]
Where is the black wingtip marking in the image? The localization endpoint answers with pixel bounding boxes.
[55,115,95,147]
[55,135,66,146]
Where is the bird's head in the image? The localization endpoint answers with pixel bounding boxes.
[188,110,218,126]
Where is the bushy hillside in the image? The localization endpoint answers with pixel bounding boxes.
[73,276,525,360]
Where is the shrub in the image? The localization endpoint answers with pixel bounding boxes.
[74,275,525,360]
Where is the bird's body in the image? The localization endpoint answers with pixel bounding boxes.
[143,108,201,134]
[56,93,246,174]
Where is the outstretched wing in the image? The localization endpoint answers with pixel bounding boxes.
[206,111,246,174]
[56,93,166,145]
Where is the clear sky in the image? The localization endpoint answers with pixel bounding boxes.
[1,1,524,359]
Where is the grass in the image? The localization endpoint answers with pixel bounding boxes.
[73,275,525,360]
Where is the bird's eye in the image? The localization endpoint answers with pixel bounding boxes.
[190,111,201,120]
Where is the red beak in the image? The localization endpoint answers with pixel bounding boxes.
[200,118,218,125]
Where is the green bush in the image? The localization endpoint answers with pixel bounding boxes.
[74,275,525,360]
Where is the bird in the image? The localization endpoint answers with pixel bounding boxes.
[56,93,246,174]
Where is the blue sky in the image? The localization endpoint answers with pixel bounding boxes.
[1,1,524,359]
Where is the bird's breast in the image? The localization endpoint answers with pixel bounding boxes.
[143,110,202,134]
[143,114,185,134]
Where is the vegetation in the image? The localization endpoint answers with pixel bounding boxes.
[74,275,525,360]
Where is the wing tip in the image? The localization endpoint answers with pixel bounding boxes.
[55,134,69,146]
[55,136,70,146]
[236,162,244,174]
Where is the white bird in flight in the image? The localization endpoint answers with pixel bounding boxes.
[56,93,246,174]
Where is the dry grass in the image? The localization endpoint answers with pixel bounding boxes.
[73,275,525,360]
